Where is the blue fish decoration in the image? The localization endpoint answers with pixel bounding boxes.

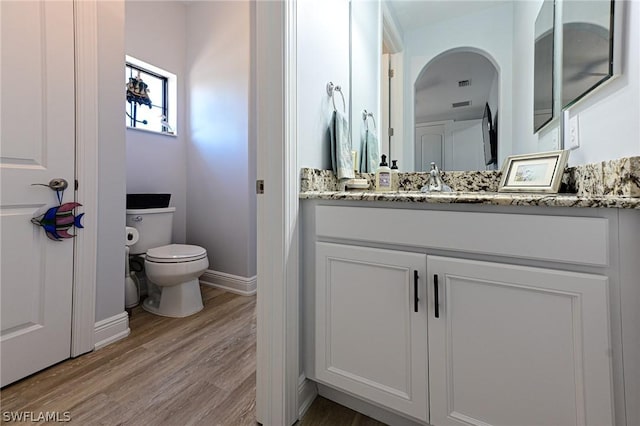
[31,202,84,241]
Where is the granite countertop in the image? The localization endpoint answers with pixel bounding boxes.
[299,156,640,209]
[299,190,640,209]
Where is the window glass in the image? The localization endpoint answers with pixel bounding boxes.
[125,63,169,133]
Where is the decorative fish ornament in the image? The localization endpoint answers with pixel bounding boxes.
[31,202,84,241]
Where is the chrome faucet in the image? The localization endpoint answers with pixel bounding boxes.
[423,162,452,193]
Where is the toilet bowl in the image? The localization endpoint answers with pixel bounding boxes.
[126,206,209,318]
[142,244,209,317]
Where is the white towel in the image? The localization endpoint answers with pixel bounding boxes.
[360,129,379,173]
[329,110,354,180]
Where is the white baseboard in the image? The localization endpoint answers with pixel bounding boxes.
[94,311,130,350]
[200,269,257,296]
[298,375,318,419]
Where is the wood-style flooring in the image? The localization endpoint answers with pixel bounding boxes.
[1,286,256,425]
[298,397,386,426]
[1,285,385,426]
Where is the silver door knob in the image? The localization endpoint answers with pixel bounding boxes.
[31,178,69,191]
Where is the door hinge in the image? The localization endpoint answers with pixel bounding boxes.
[256,180,264,194]
[389,127,395,136]
[389,69,395,78]
[74,179,79,190]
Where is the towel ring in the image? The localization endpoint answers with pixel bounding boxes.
[326,82,346,113]
[362,109,377,131]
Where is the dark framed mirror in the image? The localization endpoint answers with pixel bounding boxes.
[533,0,555,132]
[561,0,616,108]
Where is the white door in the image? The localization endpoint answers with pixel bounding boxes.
[1,1,76,387]
[415,125,444,172]
[427,256,613,426]
[315,243,428,422]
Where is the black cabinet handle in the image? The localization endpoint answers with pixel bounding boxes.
[434,274,439,318]
[414,270,419,312]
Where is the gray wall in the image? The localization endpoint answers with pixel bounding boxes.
[95,0,126,322]
[186,1,256,279]
[125,1,187,244]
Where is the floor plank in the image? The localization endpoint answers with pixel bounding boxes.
[298,397,387,426]
[1,285,384,425]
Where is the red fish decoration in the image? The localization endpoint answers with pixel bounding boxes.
[31,202,84,241]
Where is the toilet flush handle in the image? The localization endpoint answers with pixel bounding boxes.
[131,216,143,222]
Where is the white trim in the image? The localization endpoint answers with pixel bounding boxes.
[255,0,299,424]
[71,0,99,357]
[200,270,257,296]
[298,375,318,419]
[126,126,177,138]
[93,312,130,351]
[284,0,300,422]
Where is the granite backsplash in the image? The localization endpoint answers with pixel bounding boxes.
[301,156,640,197]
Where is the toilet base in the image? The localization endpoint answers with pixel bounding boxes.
[142,278,204,318]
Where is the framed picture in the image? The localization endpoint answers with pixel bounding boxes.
[499,150,569,193]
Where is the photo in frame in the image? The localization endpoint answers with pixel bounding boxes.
[498,150,569,193]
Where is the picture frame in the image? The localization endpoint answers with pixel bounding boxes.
[498,150,569,193]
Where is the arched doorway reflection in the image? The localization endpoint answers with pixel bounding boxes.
[414,49,499,171]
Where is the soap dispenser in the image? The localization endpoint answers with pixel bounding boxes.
[375,154,392,192]
[391,160,399,191]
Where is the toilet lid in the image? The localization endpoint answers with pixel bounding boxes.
[146,244,207,263]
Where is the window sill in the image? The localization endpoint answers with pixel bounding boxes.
[126,126,178,138]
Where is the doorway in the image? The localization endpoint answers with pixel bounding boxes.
[414,49,499,171]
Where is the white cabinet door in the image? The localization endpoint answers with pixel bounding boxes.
[427,256,613,426]
[1,1,76,386]
[315,243,428,422]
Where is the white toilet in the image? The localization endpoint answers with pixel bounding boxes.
[126,207,208,318]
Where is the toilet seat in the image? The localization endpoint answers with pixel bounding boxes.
[146,244,207,263]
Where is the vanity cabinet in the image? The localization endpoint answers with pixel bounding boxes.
[315,242,429,422]
[302,203,633,426]
[427,256,613,426]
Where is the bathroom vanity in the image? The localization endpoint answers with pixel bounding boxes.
[299,163,640,426]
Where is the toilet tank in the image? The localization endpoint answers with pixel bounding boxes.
[125,207,175,255]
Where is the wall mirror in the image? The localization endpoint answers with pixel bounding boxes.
[533,0,555,132]
[561,0,617,108]
[350,0,544,172]
[349,0,621,172]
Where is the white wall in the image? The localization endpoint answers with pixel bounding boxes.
[488,72,499,121]
[186,1,256,279]
[402,2,514,171]
[297,0,351,169]
[125,1,187,244]
[449,120,485,171]
[351,0,382,160]
[95,0,126,322]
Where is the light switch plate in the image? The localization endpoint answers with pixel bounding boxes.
[564,111,580,150]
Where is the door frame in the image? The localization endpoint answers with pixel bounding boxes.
[255,0,300,425]
[70,0,99,357]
